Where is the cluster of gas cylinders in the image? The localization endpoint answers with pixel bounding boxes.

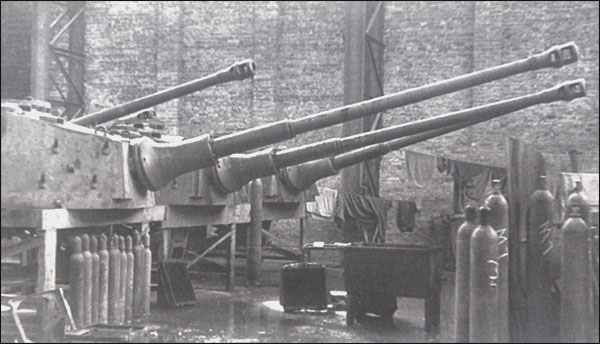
[68,232,152,327]
[455,177,595,343]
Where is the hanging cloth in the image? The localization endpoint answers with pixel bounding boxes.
[335,193,391,243]
[405,150,437,187]
[438,157,506,213]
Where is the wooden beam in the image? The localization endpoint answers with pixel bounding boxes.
[1,206,166,229]
[185,230,233,269]
[1,235,44,259]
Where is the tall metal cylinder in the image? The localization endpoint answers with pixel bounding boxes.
[563,179,594,339]
[248,179,264,286]
[527,175,559,342]
[560,206,593,343]
[97,234,109,324]
[565,180,590,225]
[484,179,509,343]
[90,235,100,325]
[469,206,499,343]
[107,235,121,325]
[125,235,134,323]
[118,236,127,324]
[69,236,85,328]
[142,233,152,316]
[80,234,93,327]
[450,213,466,268]
[132,231,144,319]
[455,205,478,343]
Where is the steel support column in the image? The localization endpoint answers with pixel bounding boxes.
[341,1,385,241]
[341,1,385,198]
[47,1,86,119]
[31,1,51,100]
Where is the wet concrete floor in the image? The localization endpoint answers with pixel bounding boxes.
[144,270,456,343]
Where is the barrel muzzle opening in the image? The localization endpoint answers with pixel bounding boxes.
[558,79,587,100]
[549,42,579,67]
[230,59,256,79]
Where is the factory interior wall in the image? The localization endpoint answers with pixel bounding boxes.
[5,1,591,222]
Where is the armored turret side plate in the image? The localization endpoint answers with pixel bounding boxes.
[1,114,155,209]
[161,204,237,228]
[260,175,305,204]
[155,169,234,207]
[234,201,305,223]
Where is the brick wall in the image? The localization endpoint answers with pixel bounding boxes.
[1,1,33,99]
[380,1,599,216]
[84,1,345,142]
[82,1,599,217]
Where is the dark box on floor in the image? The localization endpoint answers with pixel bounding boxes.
[279,262,327,312]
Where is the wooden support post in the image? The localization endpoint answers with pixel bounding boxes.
[226,224,236,292]
[299,217,305,250]
[160,229,170,262]
[248,179,263,286]
[36,229,57,292]
[141,222,150,235]
[568,149,580,173]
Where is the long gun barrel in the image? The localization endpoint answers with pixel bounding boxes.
[210,42,578,157]
[130,43,578,191]
[212,79,586,193]
[280,121,482,193]
[280,82,587,193]
[71,59,256,126]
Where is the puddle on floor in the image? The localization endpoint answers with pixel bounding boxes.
[145,287,443,343]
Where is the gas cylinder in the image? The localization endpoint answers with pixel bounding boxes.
[248,178,263,286]
[527,175,559,342]
[455,205,478,343]
[560,206,593,343]
[97,234,109,324]
[565,181,595,340]
[565,180,590,225]
[484,179,509,343]
[125,235,134,323]
[69,236,85,328]
[80,234,93,327]
[119,236,127,324]
[132,231,144,319]
[469,206,499,343]
[107,235,121,325]
[89,235,100,325]
[142,233,152,316]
